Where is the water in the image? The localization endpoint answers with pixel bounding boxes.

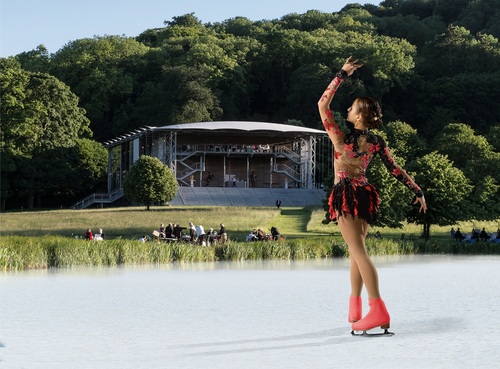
[1,255,499,369]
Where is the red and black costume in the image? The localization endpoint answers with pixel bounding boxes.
[320,72,423,224]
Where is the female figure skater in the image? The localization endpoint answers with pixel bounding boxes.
[318,57,427,333]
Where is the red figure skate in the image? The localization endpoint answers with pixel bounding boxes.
[348,295,362,323]
[351,298,394,337]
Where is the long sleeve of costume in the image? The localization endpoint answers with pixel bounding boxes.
[318,73,346,146]
[376,137,424,198]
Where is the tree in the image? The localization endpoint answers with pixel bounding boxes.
[215,16,256,37]
[285,63,331,125]
[456,0,500,35]
[432,123,499,222]
[0,58,29,155]
[123,156,178,210]
[373,14,446,48]
[418,25,500,80]
[482,11,500,39]
[433,0,470,24]
[366,152,413,228]
[486,125,500,151]
[162,65,223,123]
[25,73,92,149]
[32,139,107,205]
[1,59,94,209]
[433,123,493,170]
[421,72,500,133]
[15,45,50,73]
[50,36,150,140]
[0,149,16,211]
[0,59,26,208]
[383,120,427,161]
[164,13,203,28]
[419,106,456,140]
[407,152,473,240]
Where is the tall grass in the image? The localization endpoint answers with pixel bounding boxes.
[1,207,499,270]
[3,233,498,271]
[0,236,219,270]
[0,236,48,270]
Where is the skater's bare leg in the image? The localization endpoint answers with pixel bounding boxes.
[349,221,370,296]
[338,215,380,299]
[350,258,363,296]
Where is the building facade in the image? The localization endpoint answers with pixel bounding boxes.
[103,121,328,193]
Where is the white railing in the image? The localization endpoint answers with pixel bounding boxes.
[178,162,203,179]
[72,188,123,209]
[275,146,300,161]
[274,164,302,182]
[176,186,187,205]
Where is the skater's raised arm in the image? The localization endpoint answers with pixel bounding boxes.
[318,57,363,145]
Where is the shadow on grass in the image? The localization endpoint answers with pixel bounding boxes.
[276,207,313,234]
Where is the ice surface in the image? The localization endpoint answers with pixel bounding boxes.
[1,255,498,369]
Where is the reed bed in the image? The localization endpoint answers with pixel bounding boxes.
[3,234,498,271]
[1,207,499,270]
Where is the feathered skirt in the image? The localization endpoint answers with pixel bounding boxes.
[328,177,380,224]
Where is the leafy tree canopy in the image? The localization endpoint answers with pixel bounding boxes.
[407,151,473,237]
[123,155,178,210]
[433,123,493,169]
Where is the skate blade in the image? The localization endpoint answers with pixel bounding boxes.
[351,329,394,337]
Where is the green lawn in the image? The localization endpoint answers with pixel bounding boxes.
[1,205,498,241]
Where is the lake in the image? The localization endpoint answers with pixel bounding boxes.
[1,255,499,368]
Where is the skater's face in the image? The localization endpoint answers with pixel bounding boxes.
[347,100,361,124]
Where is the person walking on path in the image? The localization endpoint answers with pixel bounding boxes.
[318,56,427,333]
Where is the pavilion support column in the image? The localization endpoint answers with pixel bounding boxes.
[199,154,205,187]
[246,157,250,188]
[269,157,273,189]
[107,149,112,193]
[223,156,226,188]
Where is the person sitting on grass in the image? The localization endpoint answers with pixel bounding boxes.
[246,229,259,242]
[173,224,187,240]
[165,223,174,238]
[218,223,228,243]
[480,228,489,242]
[158,224,166,239]
[94,228,105,241]
[455,228,465,241]
[189,222,197,242]
[271,226,282,240]
[207,228,217,246]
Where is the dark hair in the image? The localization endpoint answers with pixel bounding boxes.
[355,97,383,129]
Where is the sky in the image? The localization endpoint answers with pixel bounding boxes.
[0,0,379,57]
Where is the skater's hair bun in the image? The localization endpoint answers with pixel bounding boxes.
[355,97,383,129]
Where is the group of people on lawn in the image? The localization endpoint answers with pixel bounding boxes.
[84,228,105,241]
[151,222,227,245]
[451,227,500,243]
[245,226,283,242]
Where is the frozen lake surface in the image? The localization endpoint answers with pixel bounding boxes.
[1,255,499,369]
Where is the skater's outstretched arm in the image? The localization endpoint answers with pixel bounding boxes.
[376,137,427,213]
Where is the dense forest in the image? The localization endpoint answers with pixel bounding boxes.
[1,0,499,233]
